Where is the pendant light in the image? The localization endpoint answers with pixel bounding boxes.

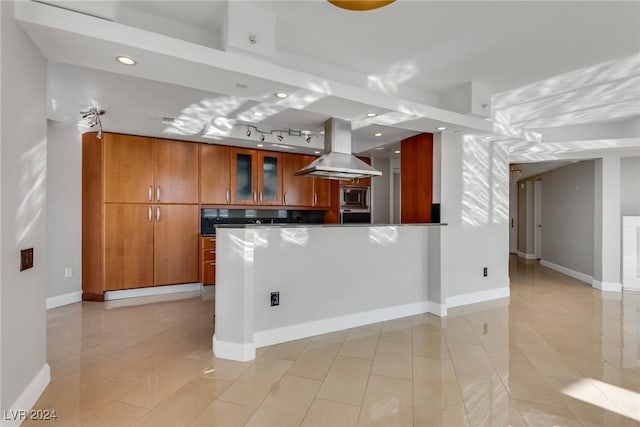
[328,1,395,11]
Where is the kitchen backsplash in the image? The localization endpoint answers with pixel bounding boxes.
[201,208,325,234]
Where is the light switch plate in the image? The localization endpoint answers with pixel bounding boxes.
[20,248,34,271]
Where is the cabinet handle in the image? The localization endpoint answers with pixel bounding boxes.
[259,192,263,202]
[209,262,215,266]
[148,186,152,201]
[225,189,230,204]
[210,250,215,254]
[313,193,318,206]
[284,192,287,205]
[156,207,160,222]
[148,206,152,222]
[209,238,215,242]
[156,186,161,201]
[253,192,257,202]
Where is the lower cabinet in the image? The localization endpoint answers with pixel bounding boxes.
[154,205,200,286]
[102,203,198,292]
[104,204,155,291]
[201,236,216,285]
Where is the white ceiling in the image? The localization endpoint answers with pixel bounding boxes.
[21,0,640,159]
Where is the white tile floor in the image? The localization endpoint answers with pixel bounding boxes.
[27,256,640,426]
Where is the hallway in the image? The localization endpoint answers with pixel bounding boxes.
[26,257,639,426]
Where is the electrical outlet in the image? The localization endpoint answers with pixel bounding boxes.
[483,267,488,277]
[64,268,73,278]
[270,291,279,307]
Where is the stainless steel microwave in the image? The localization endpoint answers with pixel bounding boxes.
[340,185,370,212]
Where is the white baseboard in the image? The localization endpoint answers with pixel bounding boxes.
[446,287,510,309]
[540,260,593,285]
[517,251,537,260]
[46,291,82,309]
[427,301,447,317]
[104,283,202,301]
[592,280,622,293]
[253,300,440,350]
[212,335,255,362]
[3,364,51,426]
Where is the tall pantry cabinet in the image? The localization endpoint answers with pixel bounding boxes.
[82,132,199,300]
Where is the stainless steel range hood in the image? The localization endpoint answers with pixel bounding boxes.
[295,118,382,180]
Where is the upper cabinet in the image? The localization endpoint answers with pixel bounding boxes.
[104,134,155,203]
[230,149,282,205]
[282,153,333,208]
[283,154,314,207]
[103,134,199,204]
[155,138,199,203]
[200,144,231,205]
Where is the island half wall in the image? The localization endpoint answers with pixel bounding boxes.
[213,224,446,361]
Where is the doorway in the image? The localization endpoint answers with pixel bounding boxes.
[534,180,542,260]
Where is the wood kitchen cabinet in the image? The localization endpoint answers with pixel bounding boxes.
[103,133,199,204]
[230,148,282,205]
[82,132,200,300]
[400,133,433,223]
[200,144,231,204]
[104,204,155,291]
[282,153,333,208]
[154,205,199,286]
[283,154,314,206]
[201,236,216,286]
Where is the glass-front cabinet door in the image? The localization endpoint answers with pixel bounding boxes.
[230,149,257,205]
[258,152,282,205]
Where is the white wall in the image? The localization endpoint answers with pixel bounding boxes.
[214,225,444,360]
[540,161,595,277]
[438,133,510,299]
[371,157,390,224]
[1,0,49,414]
[621,156,640,216]
[46,121,82,300]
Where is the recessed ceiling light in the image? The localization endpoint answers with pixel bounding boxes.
[275,92,289,99]
[394,150,401,154]
[484,118,491,121]
[235,83,248,89]
[436,127,446,131]
[116,56,136,65]
[257,143,264,147]
[374,147,385,150]
[374,132,383,137]
[366,112,377,118]
[254,112,263,117]
[314,151,321,154]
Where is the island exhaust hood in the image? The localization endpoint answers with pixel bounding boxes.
[295,118,382,180]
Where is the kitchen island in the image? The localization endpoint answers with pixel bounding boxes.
[213,223,446,361]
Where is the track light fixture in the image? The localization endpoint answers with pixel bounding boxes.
[80,106,105,139]
[243,125,322,144]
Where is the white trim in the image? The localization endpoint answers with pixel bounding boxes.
[446,287,510,309]
[592,280,623,293]
[427,301,447,317]
[253,300,438,349]
[517,251,537,260]
[3,364,51,426]
[540,259,593,285]
[212,335,255,362]
[46,291,81,309]
[104,283,201,301]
